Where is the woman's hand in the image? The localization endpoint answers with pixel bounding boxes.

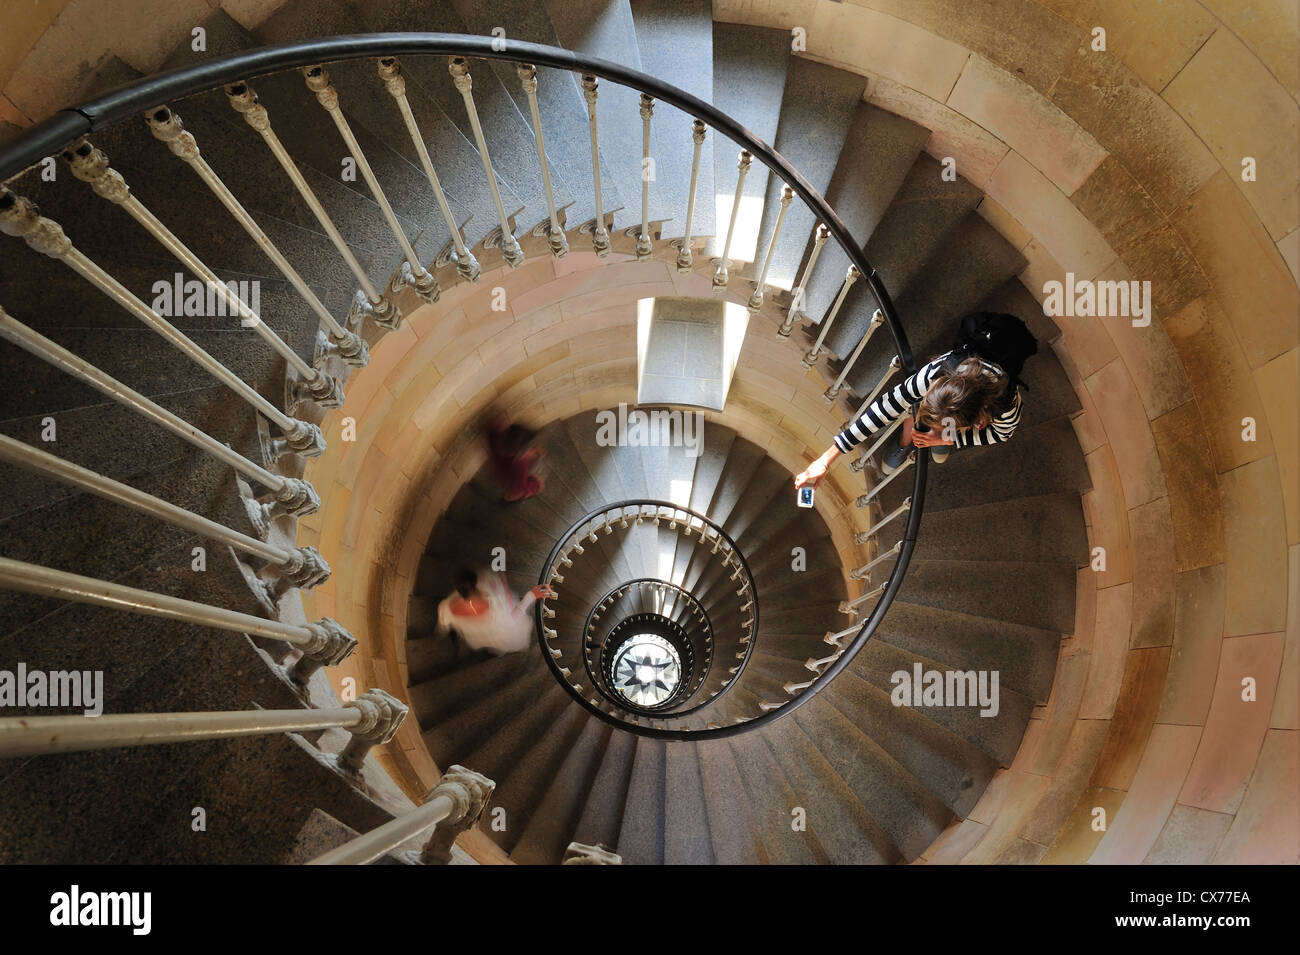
[910,427,954,448]
[530,584,556,600]
[795,447,840,489]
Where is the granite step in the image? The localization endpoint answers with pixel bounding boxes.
[545,0,672,227]
[795,103,929,327]
[847,638,1037,768]
[763,715,899,863]
[844,211,1027,399]
[728,728,825,863]
[819,153,982,366]
[705,23,791,263]
[750,57,866,289]
[629,0,716,240]
[910,491,1089,566]
[615,735,667,864]
[490,700,590,853]
[452,0,620,224]
[510,717,612,863]
[695,736,768,863]
[662,739,715,864]
[793,693,951,861]
[570,727,638,850]
[897,557,1077,635]
[825,668,1000,817]
[875,599,1061,703]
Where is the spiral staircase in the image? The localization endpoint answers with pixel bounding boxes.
[0,0,1093,865]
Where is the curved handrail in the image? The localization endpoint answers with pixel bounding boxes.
[580,577,716,709]
[0,33,916,369]
[0,31,929,741]
[537,500,761,727]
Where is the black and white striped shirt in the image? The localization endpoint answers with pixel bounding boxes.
[833,351,1023,453]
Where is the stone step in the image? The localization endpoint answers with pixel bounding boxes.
[819,153,982,364]
[490,700,590,853]
[762,716,899,863]
[897,557,1078,635]
[750,57,866,289]
[0,383,254,518]
[510,717,612,863]
[706,23,792,263]
[910,491,1089,566]
[0,447,257,637]
[847,638,1037,768]
[217,2,481,256]
[662,739,715,864]
[629,0,716,240]
[728,728,826,863]
[793,693,951,861]
[545,0,673,228]
[411,646,539,734]
[795,103,929,324]
[905,415,1092,513]
[452,0,620,224]
[875,599,1061,704]
[844,210,1028,398]
[695,736,768,863]
[570,727,638,850]
[615,735,667,863]
[825,668,999,817]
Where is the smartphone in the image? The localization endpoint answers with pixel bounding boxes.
[797,486,814,508]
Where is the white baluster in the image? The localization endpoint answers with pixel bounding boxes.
[376,59,481,281]
[0,308,318,534]
[0,186,324,459]
[516,63,568,260]
[676,120,706,273]
[854,497,912,543]
[803,265,861,367]
[713,150,751,291]
[61,137,345,412]
[849,539,903,581]
[0,435,328,606]
[309,765,494,865]
[636,93,654,260]
[301,67,440,302]
[226,80,396,338]
[0,699,402,760]
[838,582,887,616]
[779,223,830,336]
[825,309,883,401]
[855,454,915,507]
[0,557,355,685]
[448,58,523,269]
[580,74,611,257]
[748,185,794,311]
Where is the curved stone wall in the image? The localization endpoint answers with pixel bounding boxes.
[294,247,876,848]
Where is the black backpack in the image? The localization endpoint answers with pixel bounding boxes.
[950,311,1038,390]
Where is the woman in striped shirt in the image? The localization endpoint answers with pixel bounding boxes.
[795,350,1023,490]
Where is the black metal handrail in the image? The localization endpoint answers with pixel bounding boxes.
[580,578,715,711]
[0,31,928,741]
[536,500,760,730]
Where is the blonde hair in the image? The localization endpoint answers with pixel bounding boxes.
[916,358,1008,433]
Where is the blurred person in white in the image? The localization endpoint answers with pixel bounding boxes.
[436,567,555,655]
